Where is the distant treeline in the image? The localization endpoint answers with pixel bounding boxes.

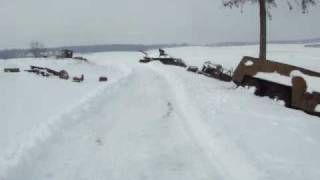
[1,38,320,59]
[0,44,188,60]
[0,49,29,59]
[304,44,320,48]
[208,38,320,47]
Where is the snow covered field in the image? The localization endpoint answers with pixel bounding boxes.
[1,44,320,180]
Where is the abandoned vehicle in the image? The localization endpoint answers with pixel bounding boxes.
[4,68,20,73]
[233,56,320,116]
[187,66,199,73]
[139,49,187,67]
[201,61,232,82]
[99,76,108,82]
[73,56,88,62]
[59,70,69,80]
[73,74,84,82]
[56,49,73,59]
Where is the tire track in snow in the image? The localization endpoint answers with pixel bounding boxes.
[0,66,133,179]
[4,66,223,180]
[146,64,267,180]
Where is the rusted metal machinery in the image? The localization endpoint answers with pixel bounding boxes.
[61,49,73,58]
[187,66,199,73]
[232,56,320,116]
[139,49,187,67]
[56,49,73,59]
[73,56,88,62]
[201,61,233,82]
[99,76,108,82]
[59,70,69,80]
[73,74,84,82]
[25,65,69,79]
[4,68,20,73]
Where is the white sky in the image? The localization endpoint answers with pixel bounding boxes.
[0,0,319,49]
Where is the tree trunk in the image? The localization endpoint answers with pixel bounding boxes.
[259,0,267,60]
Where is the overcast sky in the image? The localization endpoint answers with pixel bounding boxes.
[0,0,319,49]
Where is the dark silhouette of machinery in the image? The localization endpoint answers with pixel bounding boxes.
[139,49,187,67]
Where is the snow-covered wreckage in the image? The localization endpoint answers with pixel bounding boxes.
[139,49,187,67]
[233,56,320,116]
[201,61,233,82]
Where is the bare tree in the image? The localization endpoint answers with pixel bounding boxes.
[29,41,47,58]
[223,0,317,60]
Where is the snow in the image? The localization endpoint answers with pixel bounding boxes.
[255,72,292,86]
[255,68,320,94]
[1,44,320,180]
[252,67,320,94]
[290,70,320,93]
[314,104,320,112]
[244,60,254,66]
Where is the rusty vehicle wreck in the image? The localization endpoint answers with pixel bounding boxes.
[232,56,320,116]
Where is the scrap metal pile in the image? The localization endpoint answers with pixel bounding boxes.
[139,49,187,67]
[139,49,320,117]
[3,65,107,83]
[200,61,233,82]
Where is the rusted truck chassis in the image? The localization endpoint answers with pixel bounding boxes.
[233,56,320,116]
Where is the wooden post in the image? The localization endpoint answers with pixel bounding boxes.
[259,0,267,60]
